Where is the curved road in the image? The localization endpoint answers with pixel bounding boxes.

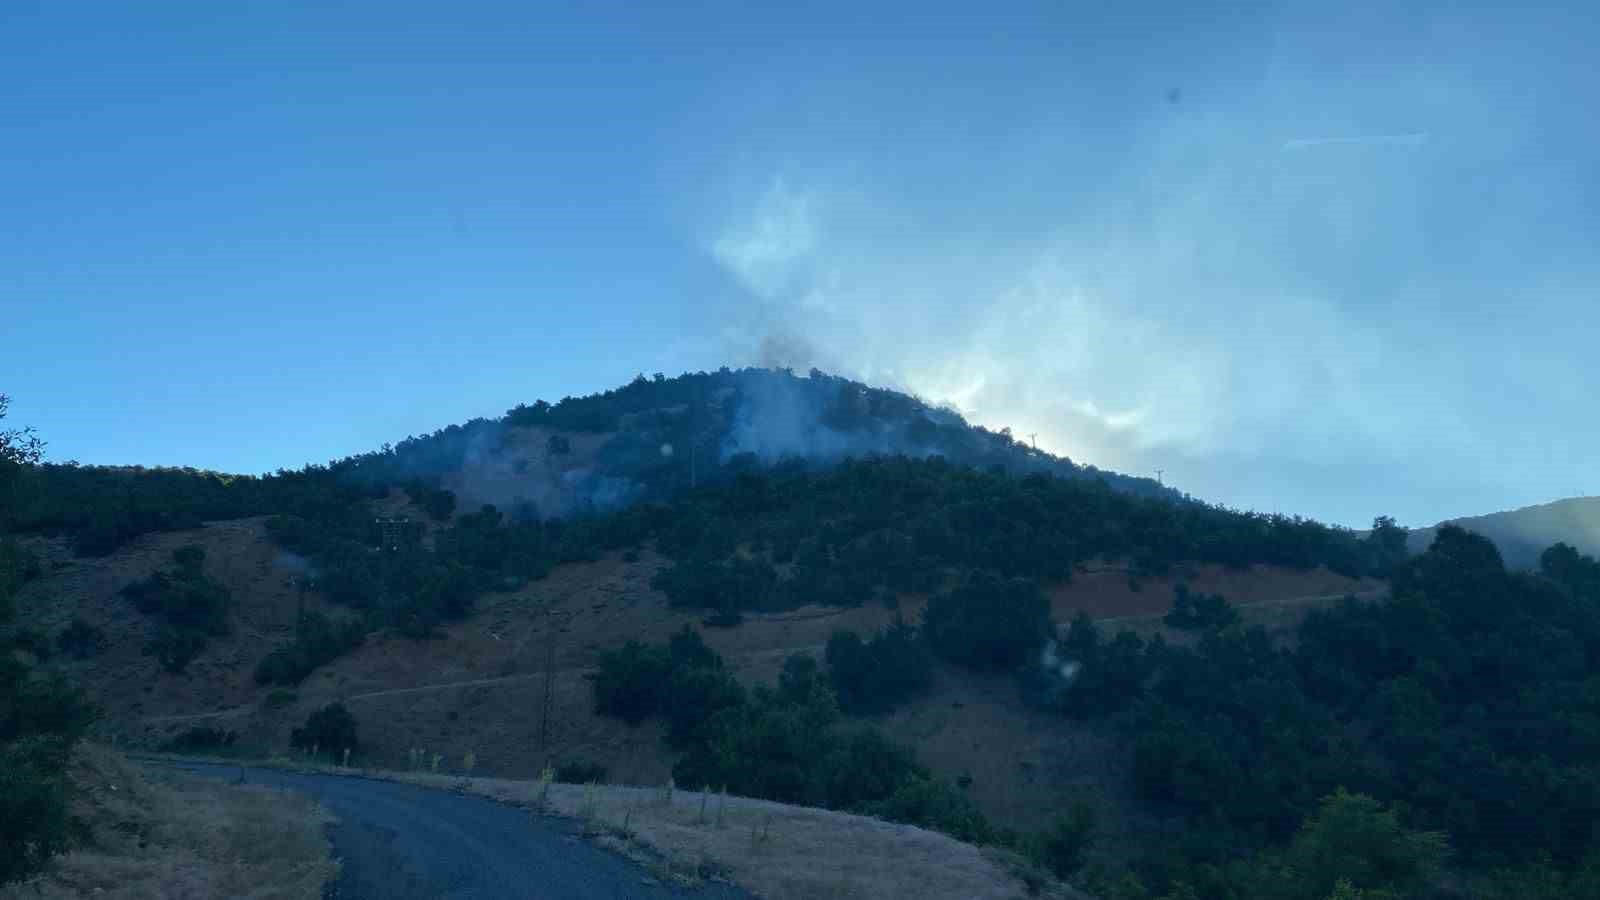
[158,762,751,900]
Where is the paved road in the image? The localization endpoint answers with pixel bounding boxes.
[158,761,751,900]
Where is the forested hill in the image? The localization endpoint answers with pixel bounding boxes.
[332,367,1183,513]
[7,367,1183,555]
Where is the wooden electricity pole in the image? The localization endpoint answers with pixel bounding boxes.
[537,604,562,765]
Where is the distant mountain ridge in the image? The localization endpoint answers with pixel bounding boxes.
[1408,495,1600,570]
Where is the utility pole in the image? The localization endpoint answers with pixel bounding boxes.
[1026,433,1038,452]
[1155,468,1165,486]
[537,602,563,766]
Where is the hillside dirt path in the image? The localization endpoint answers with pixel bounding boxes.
[138,586,1383,727]
[1094,586,1389,630]
[138,645,820,725]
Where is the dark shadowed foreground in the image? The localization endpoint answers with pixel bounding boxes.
[160,762,751,900]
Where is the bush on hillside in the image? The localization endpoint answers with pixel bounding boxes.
[161,726,238,753]
[922,573,1053,671]
[825,617,935,714]
[1020,613,1152,718]
[590,625,732,732]
[857,769,996,845]
[554,759,607,784]
[1031,802,1097,879]
[1163,583,1240,630]
[122,545,232,673]
[290,703,358,757]
[264,688,298,709]
[145,627,208,674]
[56,617,106,658]
[662,661,745,749]
[254,611,366,685]
[591,640,671,725]
[6,625,52,660]
[0,736,75,885]
[122,564,231,633]
[404,481,458,521]
[591,632,990,844]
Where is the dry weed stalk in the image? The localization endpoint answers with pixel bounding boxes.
[535,764,554,812]
[580,781,600,834]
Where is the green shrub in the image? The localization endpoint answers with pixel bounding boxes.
[1031,802,1096,879]
[253,611,366,685]
[663,662,745,749]
[290,702,358,756]
[592,640,671,725]
[826,617,934,714]
[859,772,995,845]
[591,625,726,728]
[554,759,608,784]
[1020,614,1152,718]
[55,617,106,658]
[264,688,298,709]
[1,403,94,886]
[122,546,232,673]
[923,573,1052,671]
[1163,584,1240,630]
[161,725,237,753]
[0,737,74,885]
[146,627,207,674]
[6,625,52,660]
[0,592,95,887]
[404,481,458,521]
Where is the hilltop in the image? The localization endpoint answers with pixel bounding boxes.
[336,366,1183,516]
[1407,494,1600,570]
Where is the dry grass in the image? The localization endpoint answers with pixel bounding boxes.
[121,748,1091,899]
[0,744,337,900]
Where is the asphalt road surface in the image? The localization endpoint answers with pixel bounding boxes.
[159,762,752,900]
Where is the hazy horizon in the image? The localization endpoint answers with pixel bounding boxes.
[7,2,1597,529]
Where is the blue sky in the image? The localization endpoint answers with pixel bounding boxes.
[4,1,1596,528]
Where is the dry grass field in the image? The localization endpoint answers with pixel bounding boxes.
[0,744,336,900]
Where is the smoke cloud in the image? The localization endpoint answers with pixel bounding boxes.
[275,551,318,579]
[684,7,1599,528]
